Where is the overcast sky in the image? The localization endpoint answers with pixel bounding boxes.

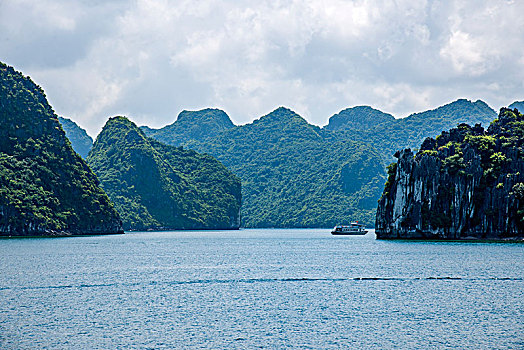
[1,0,523,137]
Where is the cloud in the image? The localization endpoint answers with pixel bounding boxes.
[440,30,490,75]
[1,0,523,137]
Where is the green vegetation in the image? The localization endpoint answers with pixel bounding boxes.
[87,116,241,231]
[419,113,521,182]
[325,99,497,161]
[326,106,395,131]
[382,162,397,196]
[0,62,122,235]
[146,107,386,228]
[58,117,93,158]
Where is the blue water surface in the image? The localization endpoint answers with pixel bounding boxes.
[0,229,522,349]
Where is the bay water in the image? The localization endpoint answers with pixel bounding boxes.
[0,229,522,349]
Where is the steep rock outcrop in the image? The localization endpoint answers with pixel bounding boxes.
[376,108,524,239]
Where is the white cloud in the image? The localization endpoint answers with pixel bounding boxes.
[440,30,488,75]
[1,0,523,137]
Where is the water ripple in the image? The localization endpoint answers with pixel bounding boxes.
[0,277,521,291]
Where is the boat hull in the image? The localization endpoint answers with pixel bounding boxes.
[331,230,368,235]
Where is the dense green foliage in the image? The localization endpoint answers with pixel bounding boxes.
[58,116,93,158]
[87,116,241,231]
[141,108,235,147]
[326,106,395,131]
[416,108,524,180]
[325,99,497,161]
[147,107,386,228]
[0,62,122,235]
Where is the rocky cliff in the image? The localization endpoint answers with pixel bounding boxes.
[376,108,524,239]
[0,62,123,236]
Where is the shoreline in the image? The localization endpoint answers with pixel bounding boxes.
[376,237,524,243]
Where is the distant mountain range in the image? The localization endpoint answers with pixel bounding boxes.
[140,101,516,228]
[141,107,377,227]
[171,107,384,227]
[67,99,511,164]
[325,99,497,161]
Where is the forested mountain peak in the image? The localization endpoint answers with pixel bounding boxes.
[254,106,300,123]
[0,61,122,235]
[88,115,241,231]
[247,107,323,142]
[405,99,495,122]
[93,116,149,158]
[177,108,233,126]
[141,108,234,146]
[0,63,57,151]
[325,106,395,131]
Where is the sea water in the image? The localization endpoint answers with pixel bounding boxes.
[0,229,522,349]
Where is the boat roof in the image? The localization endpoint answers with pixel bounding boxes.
[335,222,364,227]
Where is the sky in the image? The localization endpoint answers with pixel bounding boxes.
[1,0,523,137]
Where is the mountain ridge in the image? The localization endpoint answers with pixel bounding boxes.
[324,99,497,161]
[145,107,386,228]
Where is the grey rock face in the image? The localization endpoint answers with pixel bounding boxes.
[376,108,524,239]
